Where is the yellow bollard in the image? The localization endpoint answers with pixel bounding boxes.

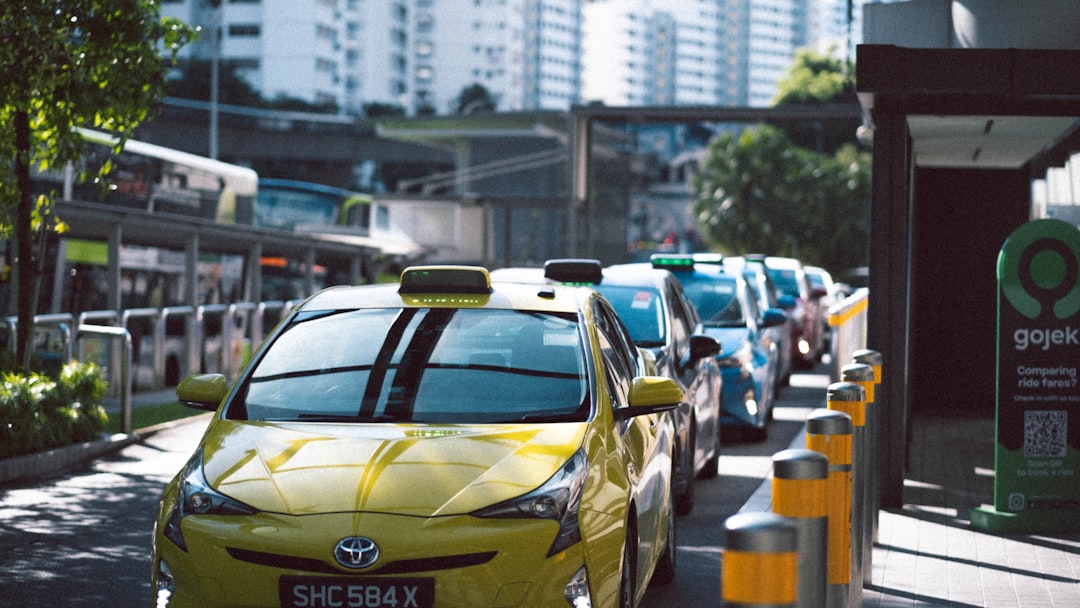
[827,381,865,608]
[722,512,798,607]
[807,408,854,608]
[842,362,875,589]
[772,449,828,608]
[853,349,883,544]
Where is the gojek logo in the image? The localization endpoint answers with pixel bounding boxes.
[999,218,1080,322]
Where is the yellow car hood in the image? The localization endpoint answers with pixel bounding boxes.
[200,420,588,517]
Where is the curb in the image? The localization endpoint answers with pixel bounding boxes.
[0,413,211,487]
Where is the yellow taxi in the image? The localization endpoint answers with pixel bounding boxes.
[152,266,684,608]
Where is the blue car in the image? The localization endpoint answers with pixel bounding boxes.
[651,255,788,441]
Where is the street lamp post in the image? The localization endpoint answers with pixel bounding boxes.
[208,0,221,159]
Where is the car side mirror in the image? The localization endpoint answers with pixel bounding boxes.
[177,373,229,411]
[761,308,788,328]
[616,376,684,420]
[688,333,721,362]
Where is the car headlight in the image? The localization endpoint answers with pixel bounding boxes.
[473,449,588,557]
[162,447,257,551]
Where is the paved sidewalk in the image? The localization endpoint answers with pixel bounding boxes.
[863,416,1080,607]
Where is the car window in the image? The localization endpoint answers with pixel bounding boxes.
[766,268,804,299]
[230,308,589,424]
[665,282,693,359]
[681,277,745,327]
[594,284,665,348]
[592,299,639,405]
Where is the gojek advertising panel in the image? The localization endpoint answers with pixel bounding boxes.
[972,218,1080,533]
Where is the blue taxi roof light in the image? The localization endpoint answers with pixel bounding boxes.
[544,259,603,285]
[399,266,492,294]
[650,254,695,271]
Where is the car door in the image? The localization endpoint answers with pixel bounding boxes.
[593,299,668,556]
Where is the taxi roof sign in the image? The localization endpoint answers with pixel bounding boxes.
[399,266,492,294]
[650,254,695,271]
[544,259,603,285]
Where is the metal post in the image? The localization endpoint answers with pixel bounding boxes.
[772,449,829,608]
[842,362,876,588]
[827,381,865,608]
[76,325,132,434]
[807,409,854,608]
[853,348,883,544]
[722,512,798,608]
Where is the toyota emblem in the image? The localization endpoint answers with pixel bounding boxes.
[333,536,379,569]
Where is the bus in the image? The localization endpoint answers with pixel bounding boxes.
[255,178,372,232]
[52,127,261,224]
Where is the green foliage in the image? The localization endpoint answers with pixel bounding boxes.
[0,1,198,180]
[692,49,869,272]
[693,125,870,272]
[0,1,196,369]
[0,361,109,459]
[772,47,860,156]
[455,84,497,114]
[166,58,265,107]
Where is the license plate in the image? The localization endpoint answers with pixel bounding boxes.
[280,576,435,608]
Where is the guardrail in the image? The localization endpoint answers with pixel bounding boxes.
[827,288,869,382]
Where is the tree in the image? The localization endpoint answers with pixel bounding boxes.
[0,1,196,371]
[772,47,860,155]
[454,84,497,115]
[693,125,870,272]
[166,58,264,107]
[692,48,870,273]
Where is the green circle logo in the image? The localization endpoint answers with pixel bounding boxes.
[999,219,1080,320]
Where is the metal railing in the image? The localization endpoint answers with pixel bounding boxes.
[5,298,299,392]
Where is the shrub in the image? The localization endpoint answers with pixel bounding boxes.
[0,361,109,459]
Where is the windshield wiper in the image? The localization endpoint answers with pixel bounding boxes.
[288,413,401,423]
[513,412,584,423]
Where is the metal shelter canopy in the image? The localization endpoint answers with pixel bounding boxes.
[566,102,863,256]
[856,44,1080,509]
[53,199,380,311]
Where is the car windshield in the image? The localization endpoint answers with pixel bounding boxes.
[228,308,589,424]
[593,285,665,348]
[767,268,801,298]
[680,277,745,327]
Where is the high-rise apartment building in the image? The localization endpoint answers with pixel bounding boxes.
[582,0,720,106]
[162,0,858,115]
[419,0,583,113]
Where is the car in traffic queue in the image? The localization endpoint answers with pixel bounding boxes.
[750,255,828,370]
[650,255,788,441]
[152,265,685,608]
[720,255,793,389]
[491,260,723,516]
[803,265,842,350]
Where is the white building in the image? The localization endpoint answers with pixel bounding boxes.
[419,0,582,112]
[162,0,861,115]
[583,0,718,106]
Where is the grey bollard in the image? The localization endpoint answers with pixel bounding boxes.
[722,512,799,607]
[807,408,854,608]
[827,381,865,608]
[852,348,883,545]
[842,362,875,588]
[772,449,829,608]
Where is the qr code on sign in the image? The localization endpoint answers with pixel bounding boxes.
[1024,410,1067,458]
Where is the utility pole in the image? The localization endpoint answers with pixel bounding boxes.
[208,0,221,159]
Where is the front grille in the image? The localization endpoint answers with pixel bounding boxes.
[228,547,497,575]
